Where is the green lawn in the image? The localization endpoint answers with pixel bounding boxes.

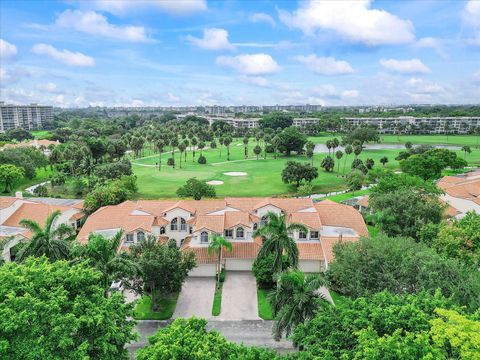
[330,290,349,309]
[212,286,222,316]
[134,293,178,320]
[0,167,53,196]
[325,188,370,203]
[30,130,52,139]
[132,139,480,198]
[257,289,273,320]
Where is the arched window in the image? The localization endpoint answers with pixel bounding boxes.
[170,218,177,231]
[260,216,268,226]
[200,231,209,244]
[160,226,165,235]
[137,231,145,242]
[236,227,244,239]
[253,223,258,230]
[180,217,186,231]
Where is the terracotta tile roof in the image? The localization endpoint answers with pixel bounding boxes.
[297,242,325,260]
[224,211,252,229]
[181,237,216,264]
[225,197,313,214]
[437,174,480,201]
[439,199,461,218]
[193,214,224,233]
[0,197,18,209]
[315,200,369,237]
[153,217,169,226]
[356,195,369,208]
[289,212,322,229]
[321,236,358,263]
[223,241,260,259]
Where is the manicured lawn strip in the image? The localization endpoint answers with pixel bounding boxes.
[30,130,52,139]
[324,189,370,203]
[3,167,53,195]
[257,289,273,320]
[212,285,222,316]
[134,293,178,320]
[330,290,349,309]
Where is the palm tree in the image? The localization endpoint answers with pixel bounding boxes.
[208,235,232,286]
[170,137,179,168]
[178,142,186,168]
[270,270,325,340]
[223,136,232,161]
[380,156,389,167]
[243,136,249,159]
[155,138,165,171]
[253,212,306,273]
[335,150,343,172]
[344,144,353,174]
[191,137,198,163]
[72,230,137,294]
[462,145,471,160]
[321,155,335,172]
[16,210,75,262]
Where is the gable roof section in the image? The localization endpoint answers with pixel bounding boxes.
[315,200,368,237]
[193,214,224,233]
[289,212,322,229]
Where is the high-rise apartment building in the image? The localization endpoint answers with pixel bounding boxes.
[0,102,53,132]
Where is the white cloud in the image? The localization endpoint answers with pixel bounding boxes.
[240,76,269,87]
[31,44,95,67]
[56,10,148,42]
[341,89,359,98]
[0,39,17,60]
[0,67,29,86]
[166,92,180,102]
[295,55,354,75]
[379,58,430,74]
[278,0,414,46]
[250,13,275,27]
[216,53,281,75]
[85,0,207,15]
[36,82,64,94]
[463,0,480,45]
[312,84,358,99]
[406,78,443,94]
[414,37,446,58]
[186,28,235,50]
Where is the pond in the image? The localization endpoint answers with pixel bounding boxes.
[313,143,461,153]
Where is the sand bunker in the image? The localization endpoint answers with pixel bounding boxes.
[223,172,248,176]
[206,180,224,185]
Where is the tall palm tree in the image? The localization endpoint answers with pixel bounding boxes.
[155,138,165,171]
[270,270,325,340]
[72,230,137,294]
[208,235,232,285]
[16,210,75,262]
[208,235,232,286]
[253,212,307,273]
[462,145,471,160]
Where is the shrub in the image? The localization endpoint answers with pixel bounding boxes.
[33,184,48,197]
[167,158,174,166]
[198,154,207,164]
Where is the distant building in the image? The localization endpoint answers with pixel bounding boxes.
[206,116,320,129]
[437,169,480,217]
[345,116,480,134]
[0,102,53,132]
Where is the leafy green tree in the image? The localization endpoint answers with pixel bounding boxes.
[320,155,335,172]
[208,235,232,286]
[16,210,75,262]
[292,290,461,360]
[281,161,318,187]
[0,164,24,193]
[0,257,137,359]
[259,112,293,130]
[253,212,306,273]
[369,174,444,239]
[252,253,288,289]
[253,144,262,160]
[335,150,343,172]
[434,211,480,267]
[176,177,216,200]
[297,183,313,198]
[380,156,389,167]
[277,127,307,156]
[129,237,196,310]
[342,127,379,146]
[136,318,280,360]
[72,231,138,294]
[461,145,472,159]
[346,169,365,194]
[84,179,133,214]
[270,270,324,340]
[326,235,480,310]
[365,158,375,169]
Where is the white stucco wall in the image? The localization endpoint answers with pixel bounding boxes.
[299,260,325,273]
[255,205,282,218]
[225,258,254,271]
[441,194,480,214]
[189,264,216,277]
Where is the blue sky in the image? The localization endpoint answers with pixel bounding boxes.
[0,0,479,107]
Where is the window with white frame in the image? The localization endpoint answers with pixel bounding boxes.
[180,217,186,231]
[236,227,244,239]
[125,233,134,243]
[200,231,209,244]
[224,229,233,238]
[170,218,177,231]
[253,223,258,230]
[299,231,307,240]
[310,231,319,239]
[137,231,145,242]
[260,216,268,226]
[160,226,165,235]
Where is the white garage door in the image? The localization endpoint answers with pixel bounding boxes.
[225,259,254,271]
[189,264,216,277]
[299,260,324,273]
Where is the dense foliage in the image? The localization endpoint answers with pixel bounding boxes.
[176,177,216,200]
[83,175,137,214]
[0,257,137,359]
[326,235,480,311]
[136,318,280,360]
[281,161,318,187]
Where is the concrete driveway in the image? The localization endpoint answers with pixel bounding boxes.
[173,277,216,319]
[219,271,259,320]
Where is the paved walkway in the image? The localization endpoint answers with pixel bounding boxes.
[219,271,259,320]
[127,320,294,359]
[173,277,216,319]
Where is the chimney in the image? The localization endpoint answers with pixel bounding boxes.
[15,191,23,199]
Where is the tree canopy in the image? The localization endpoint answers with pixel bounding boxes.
[258,112,293,130]
[176,177,216,200]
